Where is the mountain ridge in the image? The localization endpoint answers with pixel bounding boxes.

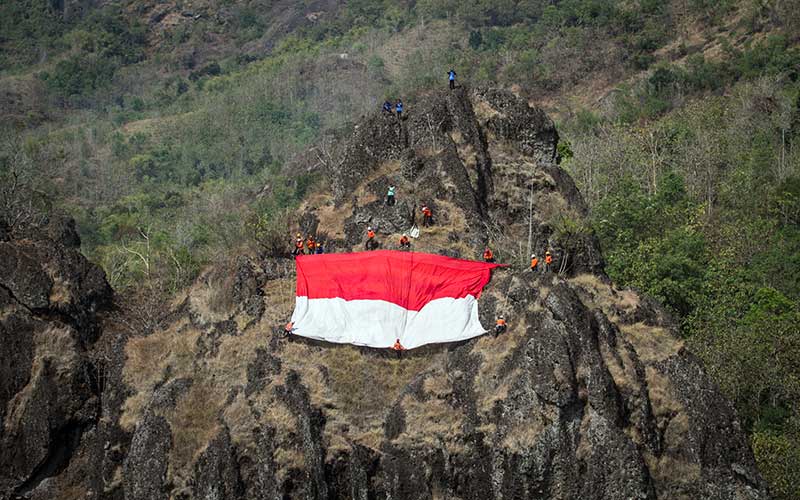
[0,85,770,499]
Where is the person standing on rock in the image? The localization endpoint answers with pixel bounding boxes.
[292,233,305,256]
[530,254,539,272]
[544,250,553,272]
[366,226,377,250]
[386,185,396,206]
[448,69,457,90]
[421,204,433,227]
[392,338,405,359]
[306,234,317,254]
[395,99,403,119]
[382,100,392,114]
[494,316,507,338]
[315,241,325,254]
[483,246,495,263]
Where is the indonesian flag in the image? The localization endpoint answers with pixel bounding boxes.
[291,250,503,349]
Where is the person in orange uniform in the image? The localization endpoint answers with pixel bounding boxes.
[483,247,495,263]
[292,234,305,256]
[399,233,411,250]
[494,316,507,338]
[392,338,405,359]
[421,204,433,227]
[545,250,553,272]
[365,226,376,250]
[306,235,317,253]
[530,254,539,272]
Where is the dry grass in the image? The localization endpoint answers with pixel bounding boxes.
[621,323,683,364]
[397,369,464,453]
[644,366,688,453]
[302,193,350,239]
[188,267,237,325]
[473,99,505,122]
[598,336,639,395]
[222,392,254,447]
[474,316,528,415]
[48,275,72,306]
[408,200,474,257]
[165,380,225,485]
[569,274,640,322]
[120,318,201,431]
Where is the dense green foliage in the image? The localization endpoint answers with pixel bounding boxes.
[565,76,800,498]
[1,0,799,495]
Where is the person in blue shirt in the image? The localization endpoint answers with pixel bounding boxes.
[382,100,392,114]
[395,99,403,119]
[448,69,457,89]
[315,242,324,254]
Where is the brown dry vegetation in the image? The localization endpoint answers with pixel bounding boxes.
[121,318,201,431]
[569,273,639,322]
[621,323,683,364]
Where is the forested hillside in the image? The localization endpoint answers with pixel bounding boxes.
[2,0,799,496]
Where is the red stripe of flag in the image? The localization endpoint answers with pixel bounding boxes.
[295,250,503,312]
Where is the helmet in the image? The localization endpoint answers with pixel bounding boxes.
[368,226,372,231]
[546,250,551,255]
[296,233,301,237]
[403,233,407,237]
[532,254,536,258]
[498,315,504,319]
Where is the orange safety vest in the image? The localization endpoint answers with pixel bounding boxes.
[400,236,409,245]
[295,239,304,249]
[484,250,494,260]
[545,254,553,265]
[367,230,375,239]
[392,340,404,351]
[422,207,432,216]
[285,322,293,331]
[531,257,539,268]
[306,238,316,250]
[496,318,506,327]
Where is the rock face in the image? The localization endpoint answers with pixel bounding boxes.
[0,217,112,499]
[1,88,769,499]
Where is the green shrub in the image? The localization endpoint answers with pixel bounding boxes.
[752,431,800,500]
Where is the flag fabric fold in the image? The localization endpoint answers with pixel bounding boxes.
[290,250,502,349]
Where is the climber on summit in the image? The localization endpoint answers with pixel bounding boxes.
[365,226,377,250]
[382,100,392,114]
[483,246,495,263]
[386,185,396,206]
[399,233,411,249]
[448,69,457,90]
[544,250,553,273]
[292,233,305,256]
[392,338,405,359]
[494,316,507,338]
[530,254,539,272]
[395,99,403,119]
[421,204,433,227]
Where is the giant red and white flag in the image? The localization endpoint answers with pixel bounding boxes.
[291,250,502,349]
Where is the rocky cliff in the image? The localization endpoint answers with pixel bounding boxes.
[1,87,769,499]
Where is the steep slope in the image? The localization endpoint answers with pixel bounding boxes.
[0,217,113,499]
[1,88,769,499]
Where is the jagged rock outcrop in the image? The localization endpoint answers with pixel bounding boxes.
[1,87,769,499]
[0,217,112,499]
